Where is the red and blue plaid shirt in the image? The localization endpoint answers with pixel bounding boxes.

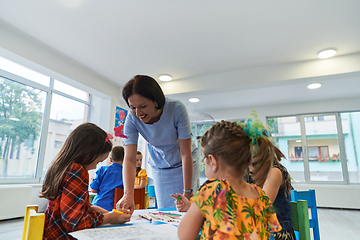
[43,163,104,239]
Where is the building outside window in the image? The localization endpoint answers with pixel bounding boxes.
[268,113,360,184]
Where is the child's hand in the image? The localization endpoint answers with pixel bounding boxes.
[171,193,190,212]
[110,211,131,224]
[102,209,131,225]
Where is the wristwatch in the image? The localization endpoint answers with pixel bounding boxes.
[183,189,193,194]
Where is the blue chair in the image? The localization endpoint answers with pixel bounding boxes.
[147,185,157,209]
[291,189,320,240]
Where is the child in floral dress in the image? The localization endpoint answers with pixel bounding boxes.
[174,120,282,240]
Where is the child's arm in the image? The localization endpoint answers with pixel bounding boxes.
[90,205,108,214]
[134,179,146,189]
[178,202,204,240]
[101,209,131,225]
[262,167,283,202]
[171,193,190,212]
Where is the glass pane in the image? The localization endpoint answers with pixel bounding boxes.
[43,94,88,174]
[305,115,343,181]
[0,76,46,179]
[54,80,89,101]
[341,112,360,183]
[0,56,50,86]
[268,116,305,182]
[191,121,215,185]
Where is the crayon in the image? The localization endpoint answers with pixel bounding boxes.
[112,209,125,214]
[176,195,179,203]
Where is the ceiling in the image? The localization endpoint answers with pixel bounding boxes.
[1,0,360,114]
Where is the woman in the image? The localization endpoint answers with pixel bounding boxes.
[116,75,200,212]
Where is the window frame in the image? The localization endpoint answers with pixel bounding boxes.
[0,67,91,184]
[267,112,358,185]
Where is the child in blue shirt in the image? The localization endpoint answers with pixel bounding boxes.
[90,146,124,211]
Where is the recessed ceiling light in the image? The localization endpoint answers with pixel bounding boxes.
[9,117,20,121]
[189,98,200,103]
[318,49,336,59]
[308,83,321,89]
[159,74,172,81]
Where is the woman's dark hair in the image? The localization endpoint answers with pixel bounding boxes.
[40,123,112,200]
[122,75,165,109]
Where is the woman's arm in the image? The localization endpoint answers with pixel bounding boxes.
[178,138,193,200]
[178,202,204,240]
[262,167,283,202]
[116,144,137,214]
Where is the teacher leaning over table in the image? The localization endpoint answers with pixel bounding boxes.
[116,75,200,213]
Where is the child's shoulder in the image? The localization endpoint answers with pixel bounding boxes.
[200,178,223,187]
[68,162,86,172]
[197,178,230,194]
[250,183,271,202]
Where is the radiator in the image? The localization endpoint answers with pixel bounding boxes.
[0,185,33,220]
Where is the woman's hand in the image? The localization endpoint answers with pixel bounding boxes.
[102,209,131,225]
[171,193,190,212]
[116,193,135,215]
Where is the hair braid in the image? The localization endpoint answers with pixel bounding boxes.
[200,120,252,176]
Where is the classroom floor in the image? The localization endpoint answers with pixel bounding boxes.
[0,208,359,239]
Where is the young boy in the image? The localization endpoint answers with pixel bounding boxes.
[90,146,124,211]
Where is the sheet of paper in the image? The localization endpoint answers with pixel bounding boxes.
[69,223,178,240]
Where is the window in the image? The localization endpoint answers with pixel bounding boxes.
[0,76,46,179]
[268,112,360,184]
[0,56,50,86]
[317,116,325,121]
[268,116,304,182]
[341,112,360,183]
[0,56,90,183]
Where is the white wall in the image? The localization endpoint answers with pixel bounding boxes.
[292,183,360,209]
[0,21,123,131]
[0,21,124,218]
[207,96,360,209]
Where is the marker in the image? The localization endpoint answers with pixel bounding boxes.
[159,212,182,217]
[176,196,179,203]
[112,209,125,214]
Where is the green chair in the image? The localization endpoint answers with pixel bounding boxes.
[291,189,320,240]
[291,200,311,240]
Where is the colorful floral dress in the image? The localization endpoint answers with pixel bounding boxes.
[191,179,281,240]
